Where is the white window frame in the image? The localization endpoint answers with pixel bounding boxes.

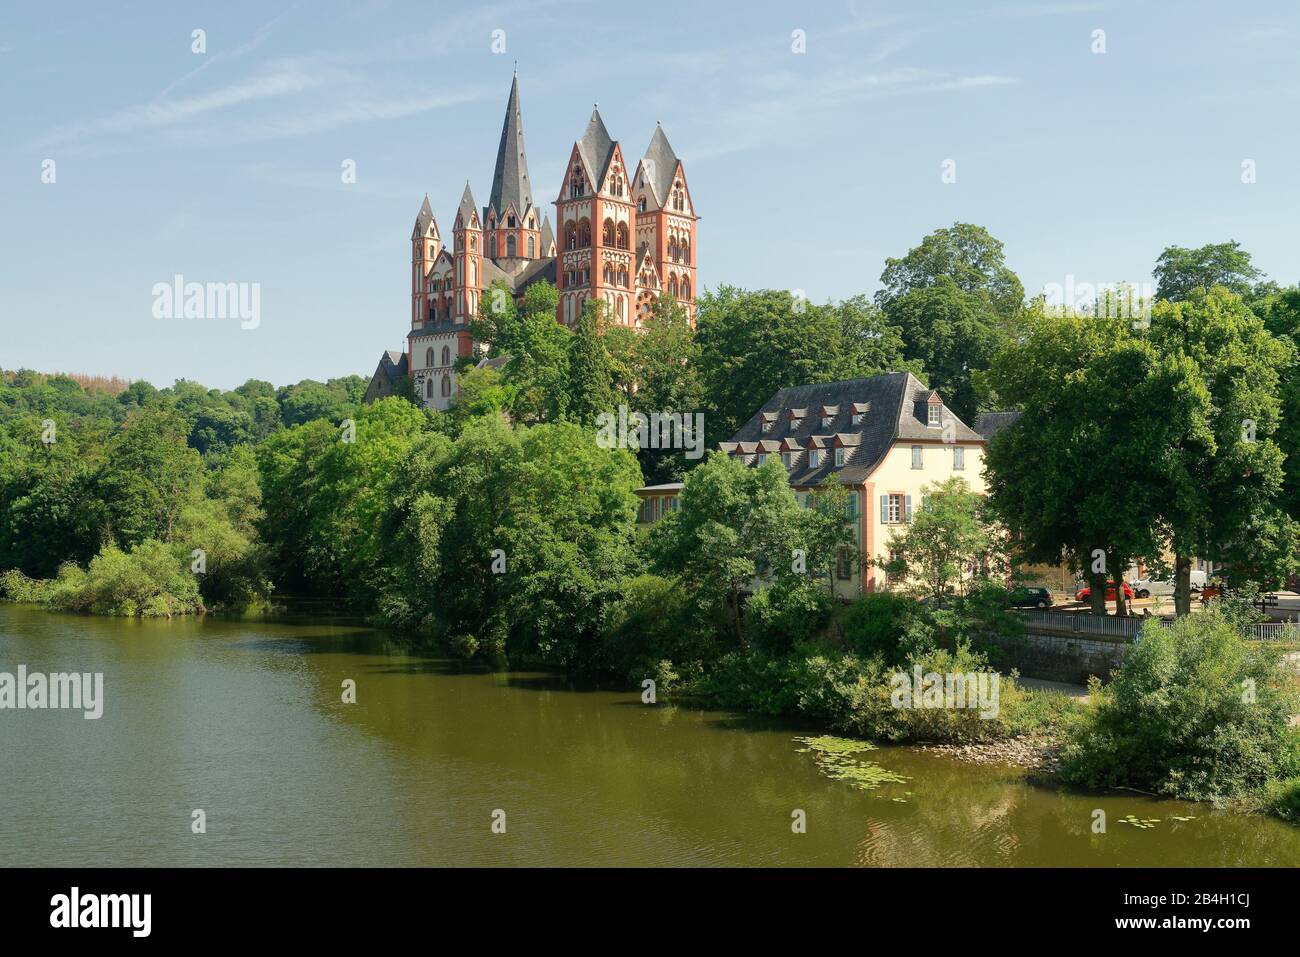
[835,447,845,467]
[927,403,941,427]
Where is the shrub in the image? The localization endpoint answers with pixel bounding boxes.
[44,541,202,617]
[600,574,714,682]
[841,591,926,663]
[1058,610,1300,802]
[746,576,832,654]
[1264,775,1300,821]
[0,569,55,604]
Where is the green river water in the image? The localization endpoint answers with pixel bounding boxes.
[2,604,1298,867]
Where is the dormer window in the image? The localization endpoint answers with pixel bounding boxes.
[835,448,846,466]
[790,418,802,430]
[809,449,821,467]
[761,421,773,433]
[851,413,862,425]
[927,402,941,427]
[781,452,793,469]
[821,416,831,429]
[756,452,767,465]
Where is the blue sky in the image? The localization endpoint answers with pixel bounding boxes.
[2,0,1298,390]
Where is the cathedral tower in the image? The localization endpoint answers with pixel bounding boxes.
[633,124,698,322]
[484,73,542,271]
[453,182,483,320]
[411,195,440,327]
[555,108,637,327]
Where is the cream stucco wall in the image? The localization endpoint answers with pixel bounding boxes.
[863,439,987,591]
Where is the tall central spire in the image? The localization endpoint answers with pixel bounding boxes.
[488,75,532,218]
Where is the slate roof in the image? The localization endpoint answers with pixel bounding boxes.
[414,195,434,234]
[639,124,680,205]
[576,108,616,182]
[539,215,555,253]
[456,182,478,226]
[723,372,984,487]
[972,410,1023,441]
[486,74,533,220]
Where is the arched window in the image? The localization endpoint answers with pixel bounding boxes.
[603,265,613,285]
[425,347,433,366]
[426,378,433,398]
[669,276,679,298]
[681,238,691,264]
[569,172,585,198]
[616,222,629,249]
[527,236,535,257]
[617,297,625,320]
[577,219,591,248]
[507,214,516,228]
[681,278,691,300]
[441,345,451,366]
[488,235,497,258]
[668,238,679,261]
[566,223,578,251]
[441,376,452,397]
[469,261,476,284]
[506,234,516,257]
[470,236,476,250]
[602,219,615,247]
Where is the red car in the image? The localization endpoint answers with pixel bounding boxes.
[1075,582,1135,602]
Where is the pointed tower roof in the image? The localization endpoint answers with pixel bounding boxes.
[456,182,479,228]
[540,214,555,253]
[414,194,435,232]
[488,75,533,218]
[640,124,681,205]
[576,107,616,181]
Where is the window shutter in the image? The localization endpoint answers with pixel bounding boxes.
[905,495,913,522]
[880,495,888,525]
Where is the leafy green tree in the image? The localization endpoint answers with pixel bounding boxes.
[98,406,205,547]
[1148,287,1294,611]
[648,453,831,646]
[502,284,571,425]
[984,304,1207,616]
[1153,240,1263,302]
[566,299,615,426]
[695,286,914,443]
[881,477,999,601]
[876,222,1025,320]
[630,295,705,483]
[875,224,1024,422]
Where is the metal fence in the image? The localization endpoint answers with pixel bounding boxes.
[1016,610,1296,642]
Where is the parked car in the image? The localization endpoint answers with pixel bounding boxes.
[1129,577,1173,599]
[1007,586,1052,609]
[1128,571,1207,598]
[1075,582,1135,602]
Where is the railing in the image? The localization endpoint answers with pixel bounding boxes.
[1016,610,1297,642]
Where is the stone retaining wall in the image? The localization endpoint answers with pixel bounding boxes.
[984,628,1131,685]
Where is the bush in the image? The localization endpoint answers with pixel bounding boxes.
[1264,775,1300,821]
[1058,610,1300,802]
[746,576,832,654]
[600,574,714,683]
[0,569,55,603]
[44,541,203,617]
[841,591,928,663]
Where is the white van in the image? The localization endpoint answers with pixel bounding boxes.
[1129,570,1206,598]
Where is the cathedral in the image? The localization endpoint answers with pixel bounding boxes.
[365,74,699,411]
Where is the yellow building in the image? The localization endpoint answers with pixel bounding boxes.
[718,373,987,599]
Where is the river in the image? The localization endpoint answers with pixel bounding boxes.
[2,604,1298,866]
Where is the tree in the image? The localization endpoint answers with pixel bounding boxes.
[566,299,615,426]
[875,224,1024,422]
[630,294,705,483]
[881,477,998,601]
[695,286,914,444]
[876,222,1025,320]
[98,406,205,547]
[501,283,571,425]
[983,303,1206,616]
[1148,287,1293,612]
[647,453,830,647]
[1153,241,1263,302]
